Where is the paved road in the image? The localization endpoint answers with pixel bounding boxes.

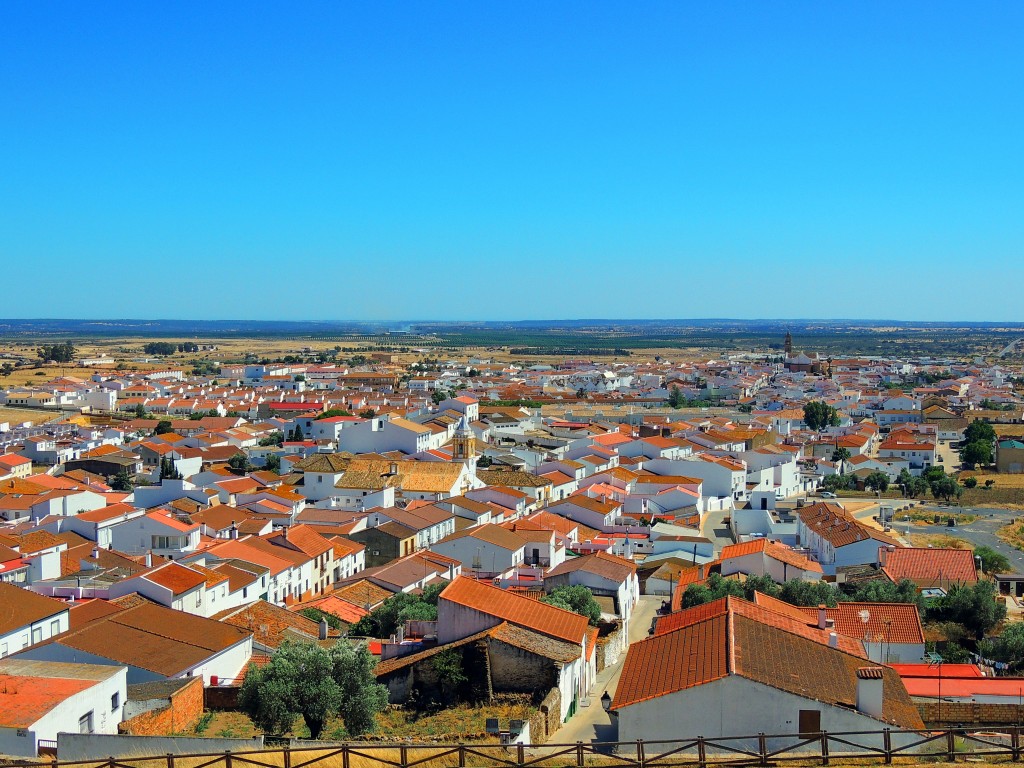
[546,595,661,748]
[900,505,1024,573]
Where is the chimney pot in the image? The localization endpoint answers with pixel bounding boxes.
[817,605,828,629]
[319,618,329,641]
[829,631,838,648]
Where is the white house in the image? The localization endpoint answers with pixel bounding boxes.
[0,659,127,757]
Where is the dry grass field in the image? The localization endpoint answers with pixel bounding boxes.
[0,405,61,426]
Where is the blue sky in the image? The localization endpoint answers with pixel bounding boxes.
[2,3,1022,322]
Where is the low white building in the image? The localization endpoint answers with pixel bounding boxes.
[0,659,127,757]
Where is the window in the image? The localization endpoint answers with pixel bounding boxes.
[111,692,120,711]
[798,710,821,736]
[78,711,94,734]
[51,619,61,635]
[31,627,42,645]
[0,642,7,658]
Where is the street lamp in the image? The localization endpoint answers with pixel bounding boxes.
[928,652,944,727]
[601,691,612,712]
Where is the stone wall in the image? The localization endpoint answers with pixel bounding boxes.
[919,701,1024,726]
[529,688,562,744]
[205,685,241,711]
[488,640,557,693]
[119,678,204,736]
[596,624,625,672]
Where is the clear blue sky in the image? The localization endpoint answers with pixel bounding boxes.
[2,3,1022,322]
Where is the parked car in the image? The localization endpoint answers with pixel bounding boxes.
[820,491,837,499]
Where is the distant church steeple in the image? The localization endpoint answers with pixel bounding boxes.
[784,331,793,357]
[452,415,476,468]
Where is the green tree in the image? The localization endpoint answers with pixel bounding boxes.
[831,447,851,465]
[779,579,840,607]
[922,466,946,484]
[359,408,377,418]
[351,591,439,638]
[329,641,389,736]
[228,452,253,473]
[667,385,684,409]
[0,363,14,377]
[963,476,978,489]
[143,342,178,356]
[259,431,284,446]
[431,389,449,405]
[110,467,134,492]
[239,640,342,739]
[931,475,962,502]
[316,409,353,420]
[737,403,754,413]
[154,420,173,435]
[803,401,840,431]
[159,457,182,480]
[429,647,467,702]
[264,454,281,474]
[974,545,1010,575]
[979,622,1024,670]
[132,403,147,418]
[680,573,745,608]
[960,440,993,468]
[299,607,342,630]
[742,575,781,601]
[293,424,304,441]
[541,585,602,625]
[963,420,996,445]
[37,341,76,363]
[842,578,924,613]
[864,471,890,493]
[926,581,1006,640]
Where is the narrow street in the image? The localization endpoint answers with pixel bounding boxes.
[545,595,661,748]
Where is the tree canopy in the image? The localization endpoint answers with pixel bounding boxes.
[803,401,840,431]
[239,640,387,738]
[350,583,444,638]
[541,585,602,625]
[38,341,76,363]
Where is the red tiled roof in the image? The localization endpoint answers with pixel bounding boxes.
[881,547,978,587]
[614,611,728,709]
[439,577,588,645]
[798,602,925,645]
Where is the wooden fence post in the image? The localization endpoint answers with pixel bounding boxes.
[400,745,408,768]
[758,734,767,767]
[517,744,525,768]
[225,751,233,768]
[576,741,584,768]
[458,745,466,768]
[167,754,175,768]
[946,730,956,762]
[637,740,645,768]
[820,731,829,767]
[883,728,892,765]
[283,748,292,768]
[697,736,706,768]
[342,745,349,768]
[1013,726,1021,762]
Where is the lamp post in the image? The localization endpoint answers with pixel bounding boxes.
[928,652,944,727]
[601,691,612,712]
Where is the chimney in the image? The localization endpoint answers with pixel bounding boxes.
[319,618,329,641]
[91,546,99,560]
[230,521,239,540]
[856,667,885,719]
[817,604,828,629]
[145,551,153,568]
[698,563,706,580]
[828,632,838,648]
